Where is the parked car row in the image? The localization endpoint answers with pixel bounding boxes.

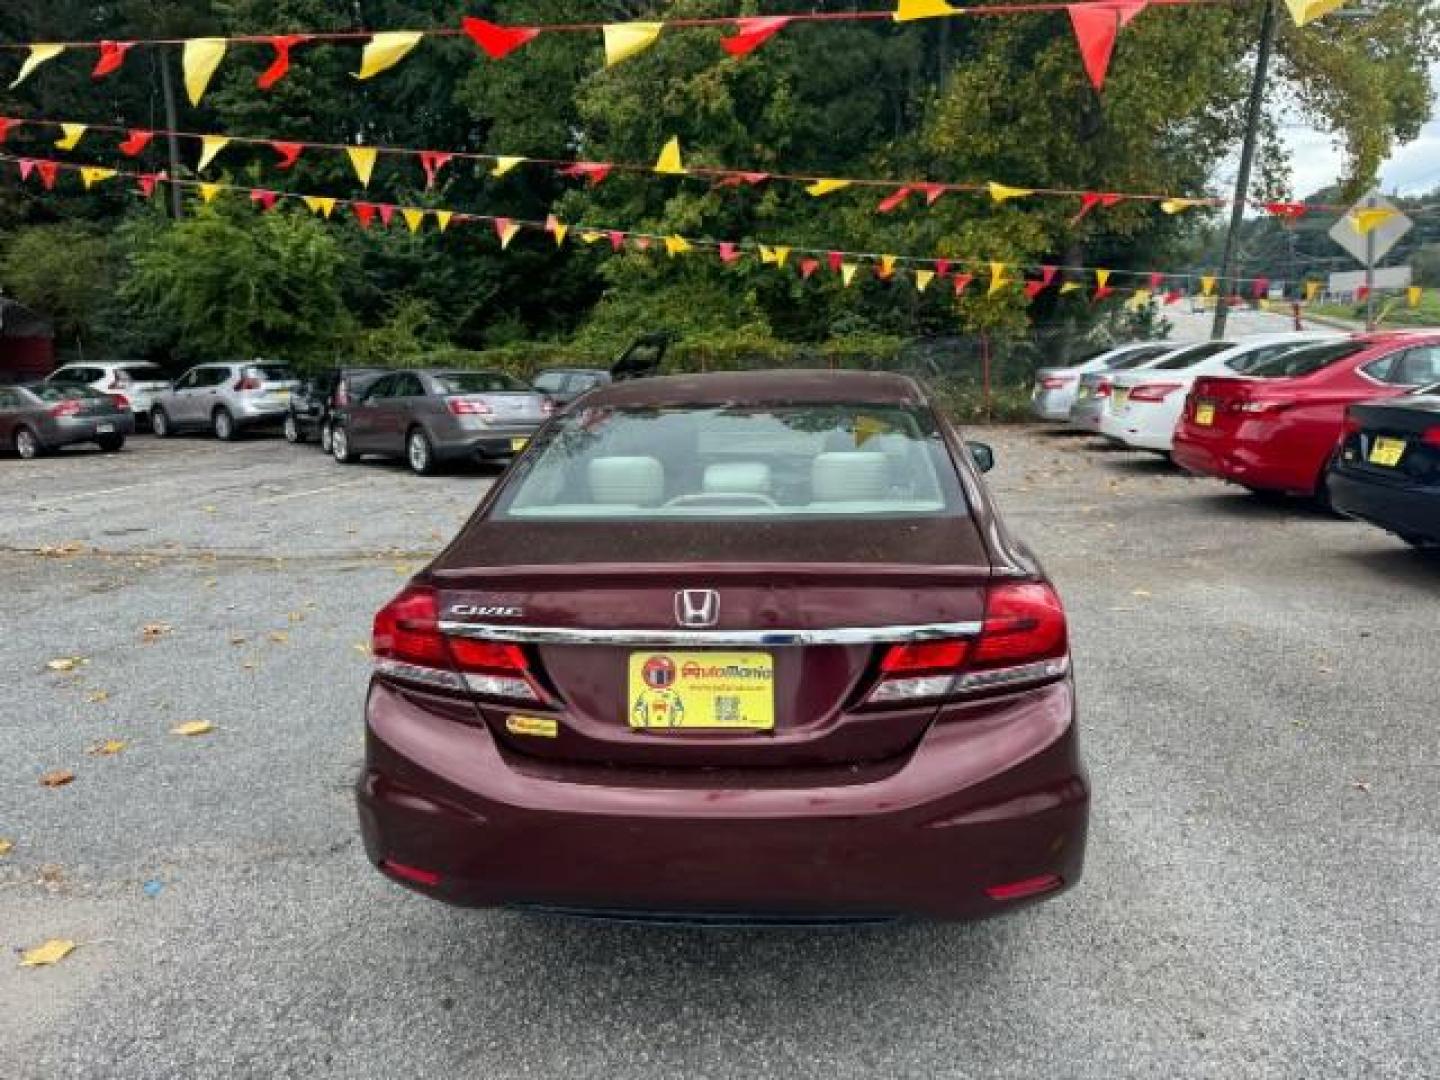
[1035,330,1440,550]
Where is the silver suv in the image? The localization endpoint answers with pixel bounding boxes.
[150,362,299,440]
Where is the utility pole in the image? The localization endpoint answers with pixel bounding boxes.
[1211,0,1279,340]
[157,51,184,220]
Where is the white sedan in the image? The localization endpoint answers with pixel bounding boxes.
[1030,341,1176,421]
[1099,331,1342,452]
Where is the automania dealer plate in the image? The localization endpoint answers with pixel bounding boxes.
[628,652,775,731]
[1368,436,1406,468]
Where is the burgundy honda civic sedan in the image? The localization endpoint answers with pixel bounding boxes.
[357,370,1088,923]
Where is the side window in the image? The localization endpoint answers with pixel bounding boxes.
[1395,347,1440,386]
[394,374,424,398]
[568,374,599,393]
[364,376,394,401]
[0,389,16,409]
[209,368,237,388]
[534,372,567,393]
[1361,354,1397,383]
[50,368,83,384]
[174,370,200,390]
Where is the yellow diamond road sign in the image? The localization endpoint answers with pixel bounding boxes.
[1329,192,1412,267]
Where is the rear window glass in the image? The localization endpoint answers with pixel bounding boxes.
[120,364,166,379]
[245,364,293,381]
[432,372,526,394]
[1107,346,1172,370]
[1247,342,1362,378]
[1151,342,1236,370]
[493,404,963,521]
[28,385,102,403]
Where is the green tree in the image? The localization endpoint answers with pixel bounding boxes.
[1,223,118,354]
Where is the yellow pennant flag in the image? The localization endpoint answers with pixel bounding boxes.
[841,263,859,287]
[759,244,777,264]
[491,156,525,178]
[1408,286,1423,309]
[347,146,379,188]
[654,137,685,176]
[604,23,663,66]
[402,208,426,233]
[10,43,65,89]
[893,0,959,21]
[1096,269,1111,289]
[988,262,1010,297]
[198,182,222,204]
[80,167,116,191]
[1129,289,1153,309]
[580,230,606,244]
[1256,297,1271,312]
[547,216,568,246]
[356,32,424,80]
[1201,275,1217,296]
[435,210,454,233]
[1304,280,1322,302]
[806,178,852,198]
[197,136,230,171]
[1284,0,1348,27]
[988,182,1033,204]
[497,220,521,249]
[1059,282,1082,294]
[915,269,935,293]
[54,123,87,151]
[879,255,898,278]
[183,38,228,106]
[1351,207,1397,236]
[772,246,791,268]
[664,235,692,257]
[305,196,337,219]
[1161,198,1199,215]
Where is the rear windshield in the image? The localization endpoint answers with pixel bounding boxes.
[245,364,294,382]
[1151,342,1236,370]
[1247,342,1362,378]
[120,364,166,380]
[1107,345,1172,370]
[493,404,963,521]
[1226,342,1315,373]
[432,372,526,394]
[27,385,103,403]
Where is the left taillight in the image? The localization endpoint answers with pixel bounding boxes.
[48,399,83,417]
[865,581,1069,705]
[1422,426,1440,449]
[372,585,543,703]
[1040,376,1074,390]
[1129,382,1182,403]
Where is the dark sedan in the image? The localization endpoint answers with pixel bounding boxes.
[284,366,386,451]
[1329,385,1440,550]
[331,369,551,475]
[0,383,135,458]
[357,370,1088,923]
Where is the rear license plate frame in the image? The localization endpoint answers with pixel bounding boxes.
[1368,436,1406,468]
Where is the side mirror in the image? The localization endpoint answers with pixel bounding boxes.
[968,441,995,474]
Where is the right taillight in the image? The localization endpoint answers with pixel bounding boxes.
[1095,380,1112,398]
[865,581,1069,705]
[49,399,83,417]
[372,586,544,703]
[1422,426,1440,449]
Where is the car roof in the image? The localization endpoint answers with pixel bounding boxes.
[582,369,928,409]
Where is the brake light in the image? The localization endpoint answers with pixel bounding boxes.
[108,373,131,390]
[380,860,441,887]
[1040,376,1074,390]
[448,398,493,417]
[1234,399,1287,415]
[372,586,542,702]
[236,376,262,391]
[1095,380,1112,398]
[1424,426,1440,449]
[49,399,83,417]
[111,394,131,410]
[986,874,1063,901]
[541,397,556,417]
[335,384,350,407]
[1129,382,1182,403]
[865,581,1069,705]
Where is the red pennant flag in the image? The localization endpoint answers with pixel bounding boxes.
[827,251,844,274]
[271,141,303,169]
[953,273,975,297]
[1163,290,1183,305]
[1251,276,1270,299]
[721,16,791,57]
[1068,2,1147,92]
[93,41,134,79]
[379,204,396,228]
[1092,284,1114,302]
[462,17,540,60]
[876,187,913,214]
[420,152,453,189]
[36,161,59,190]
[800,258,820,280]
[718,242,741,264]
[917,184,946,206]
[0,118,17,144]
[714,171,769,187]
[258,35,308,90]
[608,231,626,252]
[1263,201,1307,221]
[1071,191,1124,224]
[137,172,163,199]
[634,237,651,251]
[353,202,377,229]
[18,159,35,181]
[1024,264,1059,301]
[1148,272,1164,290]
[560,162,612,187]
[250,190,279,212]
[118,129,153,157]
[934,259,951,279]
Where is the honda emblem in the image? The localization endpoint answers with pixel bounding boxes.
[675,589,720,628]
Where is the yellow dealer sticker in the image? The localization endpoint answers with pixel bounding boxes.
[628,652,775,731]
[506,715,558,739]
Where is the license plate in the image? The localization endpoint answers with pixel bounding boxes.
[1369,436,1406,468]
[1078,386,1093,400]
[1195,402,1216,426]
[96,423,115,434]
[270,390,290,401]
[1112,389,1130,408]
[510,437,529,452]
[628,651,775,731]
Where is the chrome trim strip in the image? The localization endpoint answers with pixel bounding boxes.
[438,620,984,647]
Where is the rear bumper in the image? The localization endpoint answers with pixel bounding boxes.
[41,413,136,446]
[1031,389,1076,421]
[434,426,542,462]
[1068,399,1105,430]
[1328,467,1440,544]
[1100,409,1173,452]
[1172,430,1314,494]
[356,678,1089,922]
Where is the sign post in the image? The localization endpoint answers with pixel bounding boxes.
[1327,192,1413,331]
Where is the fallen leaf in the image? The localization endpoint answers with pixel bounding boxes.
[39,863,64,885]
[141,622,173,642]
[38,541,86,557]
[1351,779,1371,793]
[1132,589,1153,598]
[203,579,219,589]
[86,690,110,704]
[20,939,76,968]
[288,611,305,624]
[202,505,218,514]
[39,769,75,788]
[229,636,248,647]
[171,721,214,737]
[46,657,87,673]
[0,838,13,857]
[268,631,289,644]
[352,643,372,656]
[86,739,127,757]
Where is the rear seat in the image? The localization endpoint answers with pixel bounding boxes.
[588,456,664,506]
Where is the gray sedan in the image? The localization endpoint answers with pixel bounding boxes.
[0,383,135,458]
[330,369,551,474]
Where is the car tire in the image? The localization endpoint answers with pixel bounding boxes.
[14,426,43,459]
[283,414,303,444]
[151,408,172,438]
[320,421,333,455]
[406,427,437,476]
[96,434,126,453]
[331,425,357,464]
[213,408,237,441]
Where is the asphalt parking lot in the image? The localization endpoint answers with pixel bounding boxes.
[3,428,1437,1079]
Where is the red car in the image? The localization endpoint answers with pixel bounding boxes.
[1173,332,1440,499]
[357,370,1088,923]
